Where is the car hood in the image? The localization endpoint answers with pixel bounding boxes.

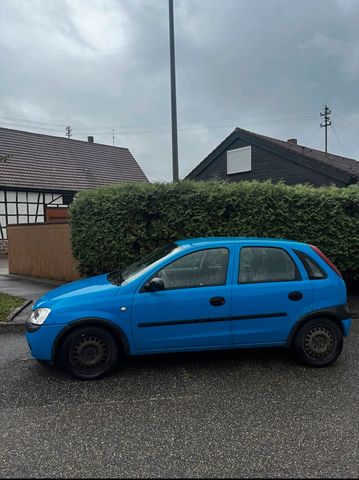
[34,273,116,309]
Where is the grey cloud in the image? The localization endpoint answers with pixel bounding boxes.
[0,0,358,182]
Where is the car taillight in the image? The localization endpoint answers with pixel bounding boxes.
[309,245,343,278]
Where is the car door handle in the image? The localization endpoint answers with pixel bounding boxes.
[210,296,226,307]
[288,291,303,301]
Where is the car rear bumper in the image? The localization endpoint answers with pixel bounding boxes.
[341,318,352,337]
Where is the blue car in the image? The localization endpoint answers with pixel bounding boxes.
[25,237,352,379]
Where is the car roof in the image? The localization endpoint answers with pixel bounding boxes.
[175,237,308,249]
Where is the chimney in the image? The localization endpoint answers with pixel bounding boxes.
[87,136,94,144]
[287,138,297,145]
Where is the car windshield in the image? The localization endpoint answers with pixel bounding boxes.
[108,243,180,285]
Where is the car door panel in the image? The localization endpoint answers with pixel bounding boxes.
[231,282,312,344]
[132,246,234,352]
[231,245,313,345]
[132,285,232,351]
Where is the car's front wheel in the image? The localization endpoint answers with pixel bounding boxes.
[292,318,343,367]
[58,326,118,380]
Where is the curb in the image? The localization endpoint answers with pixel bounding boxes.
[0,273,65,286]
[6,299,32,322]
[0,299,32,333]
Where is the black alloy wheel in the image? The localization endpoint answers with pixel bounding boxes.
[304,326,335,359]
[59,326,118,380]
[292,317,343,367]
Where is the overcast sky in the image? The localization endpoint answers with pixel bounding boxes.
[1,0,359,181]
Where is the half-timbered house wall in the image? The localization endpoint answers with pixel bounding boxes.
[0,190,69,240]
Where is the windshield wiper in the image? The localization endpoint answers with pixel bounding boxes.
[107,271,124,286]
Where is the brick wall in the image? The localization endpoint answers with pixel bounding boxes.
[0,240,8,256]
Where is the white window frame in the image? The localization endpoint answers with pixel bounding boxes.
[227,146,252,175]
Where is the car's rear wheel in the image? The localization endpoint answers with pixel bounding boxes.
[58,326,118,380]
[292,317,343,367]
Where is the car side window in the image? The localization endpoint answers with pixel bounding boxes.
[294,249,327,280]
[157,248,229,290]
[239,246,300,283]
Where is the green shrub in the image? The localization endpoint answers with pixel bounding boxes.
[70,180,359,279]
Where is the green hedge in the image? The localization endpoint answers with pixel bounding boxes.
[70,180,359,279]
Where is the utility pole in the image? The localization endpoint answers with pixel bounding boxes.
[320,105,331,154]
[65,125,72,139]
[112,128,115,146]
[168,0,179,182]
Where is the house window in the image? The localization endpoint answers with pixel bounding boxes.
[227,146,251,174]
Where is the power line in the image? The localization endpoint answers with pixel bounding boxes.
[334,121,359,149]
[0,116,68,128]
[0,105,320,131]
[332,125,347,157]
[179,105,320,123]
[0,105,339,145]
[335,117,359,141]
[72,114,318,137]
[334,112,359,137]
[305,125,321,145]
[335,122,359,149]
[0,121,62,133]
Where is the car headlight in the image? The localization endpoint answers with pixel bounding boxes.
[29,308,51,325]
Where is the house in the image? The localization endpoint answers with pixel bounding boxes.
[186,127,359,187]
[0,127,148,254]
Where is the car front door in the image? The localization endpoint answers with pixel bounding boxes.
[132,246,234,352]
[231,245,313,346]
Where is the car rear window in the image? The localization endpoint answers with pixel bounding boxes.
[294,250,327,280]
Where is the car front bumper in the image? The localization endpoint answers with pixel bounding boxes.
[25,320,66,361]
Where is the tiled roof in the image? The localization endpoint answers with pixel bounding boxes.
[0,127,148,192]
[243,127,359,178]
[187,127,359,181]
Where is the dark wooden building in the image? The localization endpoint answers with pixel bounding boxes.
[0,127,148,254]
[186,127,359,187]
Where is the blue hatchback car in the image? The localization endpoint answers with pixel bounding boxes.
[25,237,352,379]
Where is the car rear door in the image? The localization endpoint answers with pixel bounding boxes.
[132,245,235,352]
[231,244,313,346]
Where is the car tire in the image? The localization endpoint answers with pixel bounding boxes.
[292,317,343,367]
[58,326,118,380]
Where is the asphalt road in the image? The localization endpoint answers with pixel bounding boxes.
[0,325,358,478]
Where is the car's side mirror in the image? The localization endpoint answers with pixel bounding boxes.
[143,277,165,292]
